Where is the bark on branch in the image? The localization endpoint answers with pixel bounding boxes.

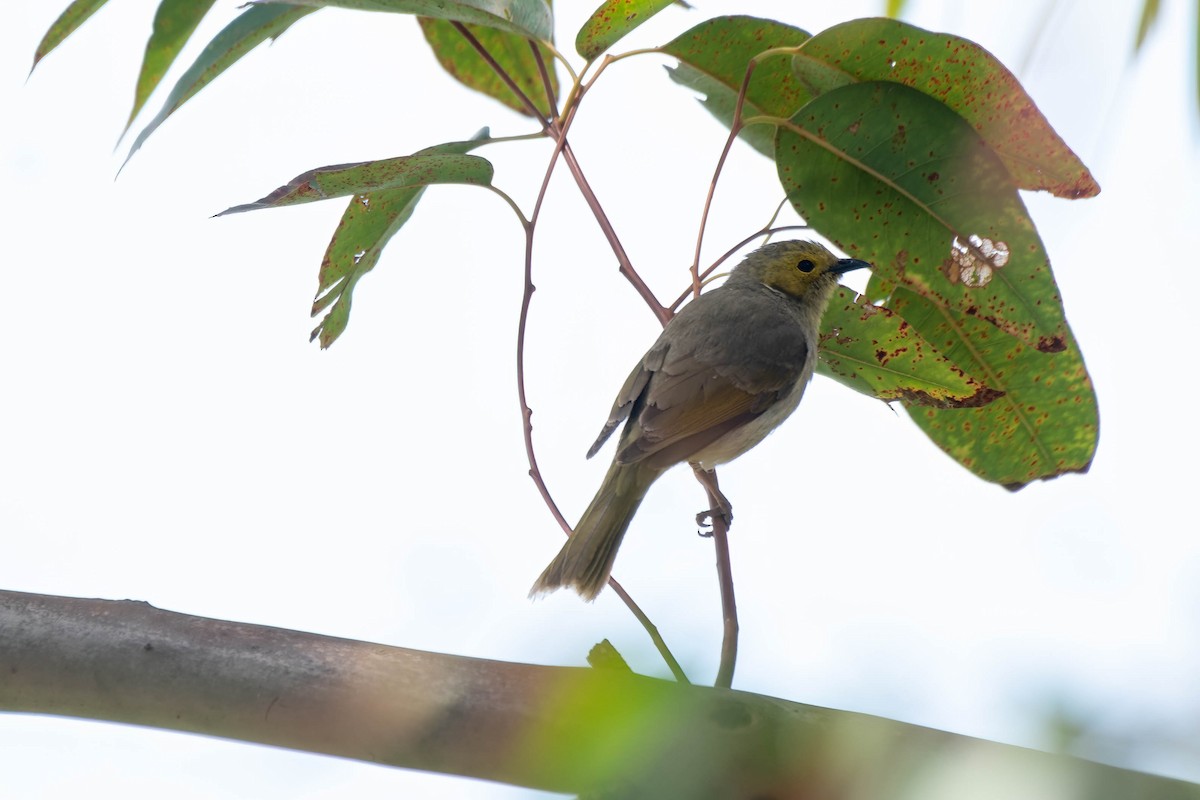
[1,589,1195,799]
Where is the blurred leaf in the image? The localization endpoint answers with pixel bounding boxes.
[1134,0,1161,51]
[575,0,674,60]
[793,18,1100,199]
[890,287,1097,488]
[123,0,219,135]
[776,81,1067,351]
[818,288,1000,408]
[885,0,907,17]
[419,17,558,117]
[30,0,111,72]
[125,6,316,165]
[217,154,494,215]
[660,15,811,158]
[586,639,633,672]
[252,0,553,40]
[307,132,495,347]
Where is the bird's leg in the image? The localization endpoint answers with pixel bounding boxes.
[691,464,733,535]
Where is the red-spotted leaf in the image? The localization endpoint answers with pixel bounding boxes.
[123,0,219,135]
[575,0,675,60]
[818,288,999,408]
[661,15,811,158]
[252,0,553,40]
[419,16,558,117]
[889,287,1097,488]
[304,132,496,347]
[217,154,494,216]
[124,6,315,165]
[792,18,1099,198]
[30,0,111,72]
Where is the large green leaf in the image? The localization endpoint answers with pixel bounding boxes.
[889,287,1097,488]
[818,288,999,408]
[419,16,558,117]
[125,6,316,164]
[791,18,1099,198]
[575,0,674,60]
[660,15,811,158]
[123,0,219,135]
[217,154,494,215]
[309,132,495,347]
[776,81,1066,352]
[253,0,553,40]
[30,0,111,72]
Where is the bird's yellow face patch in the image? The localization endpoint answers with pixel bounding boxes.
[753,241,844,299]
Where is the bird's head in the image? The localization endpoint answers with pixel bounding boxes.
[732,240,872,301]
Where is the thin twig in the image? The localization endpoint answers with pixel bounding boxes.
[528,40,558,117]
[451,22,549,124]
[693,467,738,689]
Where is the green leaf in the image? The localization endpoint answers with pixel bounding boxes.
[587,639,634,672]
[252,0,553,40]
[124,6,315,165]
[776,81,1067,352]
[306,132,496,347]
[419,17,558,117]
[792,18,1099,198]
[575,0,674,60]
[123,0,219,135]
[884,0,907,17]
[818,288,1000,408]
[1134,0,1161,52]
[890,287,1097,488]
[660,15,811,158]
[30,0,111,72]
[217,154,494,215]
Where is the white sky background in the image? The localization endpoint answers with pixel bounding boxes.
[3,0,1199,797]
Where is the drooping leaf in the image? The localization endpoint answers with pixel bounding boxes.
[575,0,674,60]
[660,16,811,158]
[791,18,1099,198]
[217,154,494,215]
[1134,0,1161,52]
[125,6,316,165]
[818,288,1000,408]
[419,17,558,117]
[776,81,1067,352]
[305,132,496,347]
[123,0,219,135]
[889,287,1097,488]
[30,0,111,72]
[252,0,553,40]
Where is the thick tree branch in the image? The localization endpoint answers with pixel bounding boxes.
[3,590,1196,800]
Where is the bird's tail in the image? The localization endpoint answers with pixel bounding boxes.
[530,460,660,601]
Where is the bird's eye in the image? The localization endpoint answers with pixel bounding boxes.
[796,259,815,273]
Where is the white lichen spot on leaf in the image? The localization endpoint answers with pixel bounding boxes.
[949,234,1010,287]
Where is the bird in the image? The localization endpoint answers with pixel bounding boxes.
[530,240,871,600]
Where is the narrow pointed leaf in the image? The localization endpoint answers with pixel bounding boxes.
[889,287,1097,488]
[125,6,315,165]
[252,0,553,40]
[776,81,1067,352]
[31,0,111,72]
[308,132,496,347]
[818,288,1000,408]
[419,17,558,117]
[575,0,674,60]
[1134,0,1161,51]
[885,0,907,17]
[792,19,1099,198]
[217,154,494,215]
[660,16,811,158]
[124,0,219,135]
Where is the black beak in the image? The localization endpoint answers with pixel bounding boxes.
[832,257,872,275]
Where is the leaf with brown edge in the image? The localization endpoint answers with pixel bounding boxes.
[30,0,110,73]
[419,16,558,118]
[660,15,811,158]
[123,0,219,137]
[124,5,316,166]
[817,288,1000,409]
[791,18,1099,199]
[217,154,494,216]
[310,131,495,348]
[575,0,675,60]
[889,287,1097,489]
[775,80,1067,352]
